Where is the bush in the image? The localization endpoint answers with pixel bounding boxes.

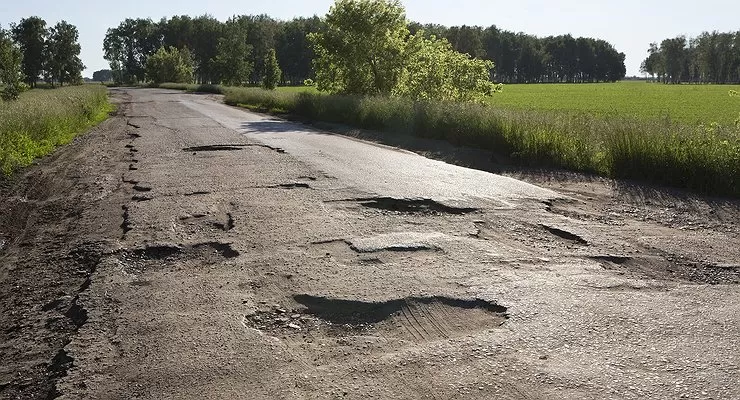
[1,84,22,101]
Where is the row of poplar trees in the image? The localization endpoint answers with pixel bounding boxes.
[103,14,627,86]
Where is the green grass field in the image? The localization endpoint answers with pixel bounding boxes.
[487,81,740,126]
[278,81,740,126]
[0,85,112,175]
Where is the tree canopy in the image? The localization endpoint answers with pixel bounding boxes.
[309,0,498,101]
[641,31,740,84]
[92,69,113,82]
[145,46,194,84]
[11,17,46,87]
[44,21,84,86]
[0,26,23,87]
[101,4,627,88]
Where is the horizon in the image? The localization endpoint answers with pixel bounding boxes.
[2,0,739,78]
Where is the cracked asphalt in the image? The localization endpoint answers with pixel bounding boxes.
[1,88,739,400]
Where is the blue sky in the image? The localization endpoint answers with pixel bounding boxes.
[1,0,738,78]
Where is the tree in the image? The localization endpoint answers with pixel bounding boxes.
[45,21,84,86]
[276,16,323,85]
[0,26,24,99]
[92,69,113,82]
[262,48,281,89]
[10,17,46,87]
[309,0,408,95]
[104,18,161,84]
[145,46,194,84]
[214,18,253,86]
[395,31,496,101]
[310,0,497,100]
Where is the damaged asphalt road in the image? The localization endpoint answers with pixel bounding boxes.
[0,88,739,400]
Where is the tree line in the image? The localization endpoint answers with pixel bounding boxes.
[103,11,627,86]
[410,24,626,83]
[103,15,321,86]
[641,31,740,84]
[0,16,84,92]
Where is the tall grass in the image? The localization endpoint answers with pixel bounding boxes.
[0,85,112,175]
[224,88,740,197]
[156,82,224,94]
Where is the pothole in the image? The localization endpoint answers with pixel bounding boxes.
[245,295,507,342]
[590,255,631,264]
[274,182,311,189]
[183,144,248,152]
[338,197,478,215]
[539,223,588,245]
[345,232,445,253]
[132,184,152,192]
[120,242,240,271]
[184,191,211,196]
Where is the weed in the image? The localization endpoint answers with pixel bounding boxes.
[0,85,111,175]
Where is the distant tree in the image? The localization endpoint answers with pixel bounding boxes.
[10,17,46,87]
[276,16,323,85]
[262,48,281,89]
[92,69,113,82]
[214,18,253,86]
[45,21,84,86]
[661,36,687,84]
[145,46,194,84]
[309,0,408,95]
[0,26,24,97]
[103,18,161,84]
[189,15,223,83]
[643,31,740,84]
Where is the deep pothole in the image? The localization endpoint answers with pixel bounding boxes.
[539,223,588,245]
[245,295,507,342]
[183,144,248,152]
[344,197,478,215]
[120,242,240,271]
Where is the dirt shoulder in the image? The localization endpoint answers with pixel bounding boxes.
[0,93,132,399]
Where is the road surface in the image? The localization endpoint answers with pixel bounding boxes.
[1,88,738,400]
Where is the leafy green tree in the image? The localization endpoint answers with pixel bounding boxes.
[214,18,253,86]
[92,69,113,82]
[262,48,281,89]
[395,31,496,101]
[240,15,280,85]
[276,16,323,85]
[104,18,161,84]
[309,0,408,95]
[10,17,46,87]
[0,26,24,99]
[310,0,497,100]
[45,21,84,86]
[145,46,194,84]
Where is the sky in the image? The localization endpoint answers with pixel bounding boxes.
[1,0,738,78]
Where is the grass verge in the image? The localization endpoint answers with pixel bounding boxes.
[0,85,113,175]
[223,87,740,197]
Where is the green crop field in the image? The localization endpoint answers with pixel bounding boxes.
[487,81,740,126]
[279,81,740,126]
